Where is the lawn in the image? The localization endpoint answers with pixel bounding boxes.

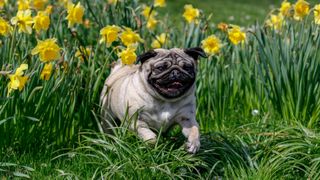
[1,0,320,179]
[164,0,278,25]
[166,0,318,25]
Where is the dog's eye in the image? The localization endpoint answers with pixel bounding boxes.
[155,64,168,72]
[156,66,165,71]
[183,64,193,71]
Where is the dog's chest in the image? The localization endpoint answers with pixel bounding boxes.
[141,103,179,130]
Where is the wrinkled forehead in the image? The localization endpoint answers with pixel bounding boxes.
[152,48,194,63]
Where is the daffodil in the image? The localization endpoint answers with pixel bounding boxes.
[280,0,292,17]
[266,13,284,30]
[58,0,71,7]
[75,46,91,61]
[142,5,157,18]
[99,25,121,47]
[84,19,90,28]
[40,63,53,80]
[154,0,166,7]
[66,2,84,28]
[45,5,53,15]
[33,11,50,33]
[151,33,168,48]
[32,0,48,10]
[58,61,68,72]
[183,4,200,24]
[141,5,158,29]
[11,10,33,34]
[147,16,158,30]
[217,22,228,32]
[0,17,12,36]
[118,46,137,65]
[0,0,7,9]
[17,0,30,10]
[7,64,29,95]
[31,38,61,62]
[120,27,144,47]
[201,35,222,55]
[108,0,118,5]
[228,25,246,45]
[314,4,320,25]
[294,0,309,21]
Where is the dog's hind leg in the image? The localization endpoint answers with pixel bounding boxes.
[100,110,120,134]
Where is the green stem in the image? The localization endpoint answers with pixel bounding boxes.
[9,25,17,63]
[84,0,103,28]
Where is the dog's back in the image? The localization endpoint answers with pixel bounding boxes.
[100,61,139,132]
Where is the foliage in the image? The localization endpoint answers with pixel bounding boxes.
[1,0,320,179]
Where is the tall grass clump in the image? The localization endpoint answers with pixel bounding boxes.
[54,130,206,179]
[254,19,320,127]
[251,125,320,179]
[197,38,264,130]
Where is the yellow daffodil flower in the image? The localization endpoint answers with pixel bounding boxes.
[17,0,30,10]
[75,46,91,61]
[147,16,158,30]
[266,13,284,30]
[31,38,61,62]
[141,5,158,29]
[154,0,166,7]
[40,63,53,80]
[108,0,118,5]
[84,19,90,28]
[58,0,71,8]
[0,0,7,9]
[58,61,68,72]
[0,17,12,36]
[7,64,29,95]
[45,5,53,15]
[294,0,309,21]
[201,35,222,55]
[151,33,168,48]
[99,25,121,47]
[217,22,228,32]
[33,11,50,33]
[11,10,34,34]
[183,4,200,24]
[118,46,137,65]
[314,4,320,25]
[33,0,48,10]
[66,2,85,28]
[142,5,157,18]
[120,27,144,47]
[228,25,246,45]
[280,0,292,17]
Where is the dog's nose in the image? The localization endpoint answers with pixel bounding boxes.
[169,69,180,80]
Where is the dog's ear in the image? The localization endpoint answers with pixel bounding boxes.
[184,47,207,60]
[137,50,157,64]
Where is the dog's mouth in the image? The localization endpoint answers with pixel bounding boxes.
[148,69,195,98]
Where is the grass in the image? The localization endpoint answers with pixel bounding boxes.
[165,0,318,26]
[2,122,320,179]
[163,0,276,26]
[1,0,320,179]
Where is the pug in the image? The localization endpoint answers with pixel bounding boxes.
[100,47,206,153]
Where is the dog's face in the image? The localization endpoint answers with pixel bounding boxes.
[138,48,206,99]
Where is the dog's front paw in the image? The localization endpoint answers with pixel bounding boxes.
[186,139,200,154]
